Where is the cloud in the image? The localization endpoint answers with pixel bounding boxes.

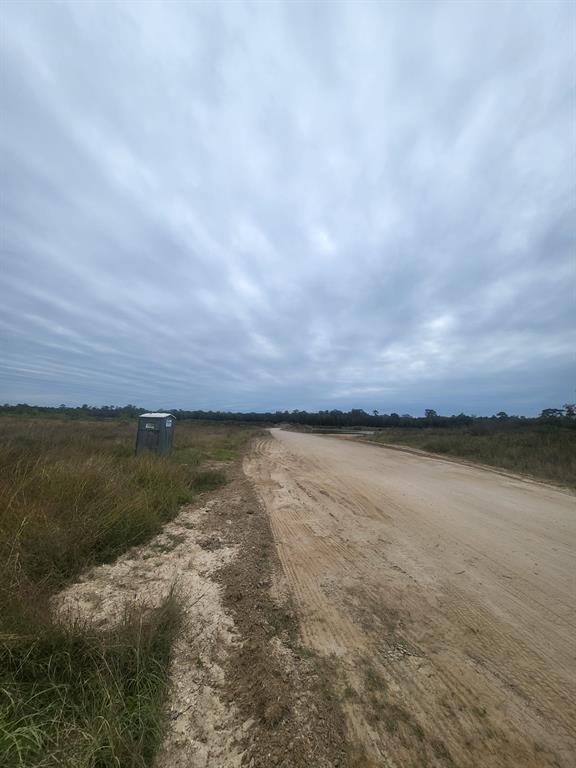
[0,0,574,415]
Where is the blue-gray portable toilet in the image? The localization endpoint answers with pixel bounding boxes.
[135,412,175,456]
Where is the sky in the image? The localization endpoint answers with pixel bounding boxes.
[0,0,574,416]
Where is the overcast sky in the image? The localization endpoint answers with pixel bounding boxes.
[1,0,574,415]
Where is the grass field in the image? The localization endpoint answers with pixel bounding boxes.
[0,417,255,767]
[364,424,576,488]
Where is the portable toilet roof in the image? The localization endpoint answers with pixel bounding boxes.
[140,412,175,419]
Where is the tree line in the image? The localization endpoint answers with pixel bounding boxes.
[1,403,575,429]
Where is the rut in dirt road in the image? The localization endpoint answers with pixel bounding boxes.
[245,429,576,768]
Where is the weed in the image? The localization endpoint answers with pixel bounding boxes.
[431,737,455,765]
[192,469,227,492]
[362,662,386,693]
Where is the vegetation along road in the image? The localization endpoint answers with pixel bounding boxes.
[246,429,576,768]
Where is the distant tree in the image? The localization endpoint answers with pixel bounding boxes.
[424,409,437,419]
[564,403,576,418]
[373,409,379,416]
[540,408,564,419]
[496,411,508,419]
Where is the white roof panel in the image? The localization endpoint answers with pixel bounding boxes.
[140,412,174,418]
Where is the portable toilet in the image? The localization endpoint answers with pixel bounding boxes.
[135,413,175,456]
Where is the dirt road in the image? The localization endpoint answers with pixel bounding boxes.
[245,430,576,768]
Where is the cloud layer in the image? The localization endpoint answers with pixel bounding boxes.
[1,0,574,414]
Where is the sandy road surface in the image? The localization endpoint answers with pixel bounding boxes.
[245,430,576,768]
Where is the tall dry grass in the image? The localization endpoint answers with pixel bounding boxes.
[367,424,576,487]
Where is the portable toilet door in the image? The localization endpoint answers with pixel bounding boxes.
[135,413,175,456]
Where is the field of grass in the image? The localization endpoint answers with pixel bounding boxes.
[365,424,576,488]
[0,417,255,767]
